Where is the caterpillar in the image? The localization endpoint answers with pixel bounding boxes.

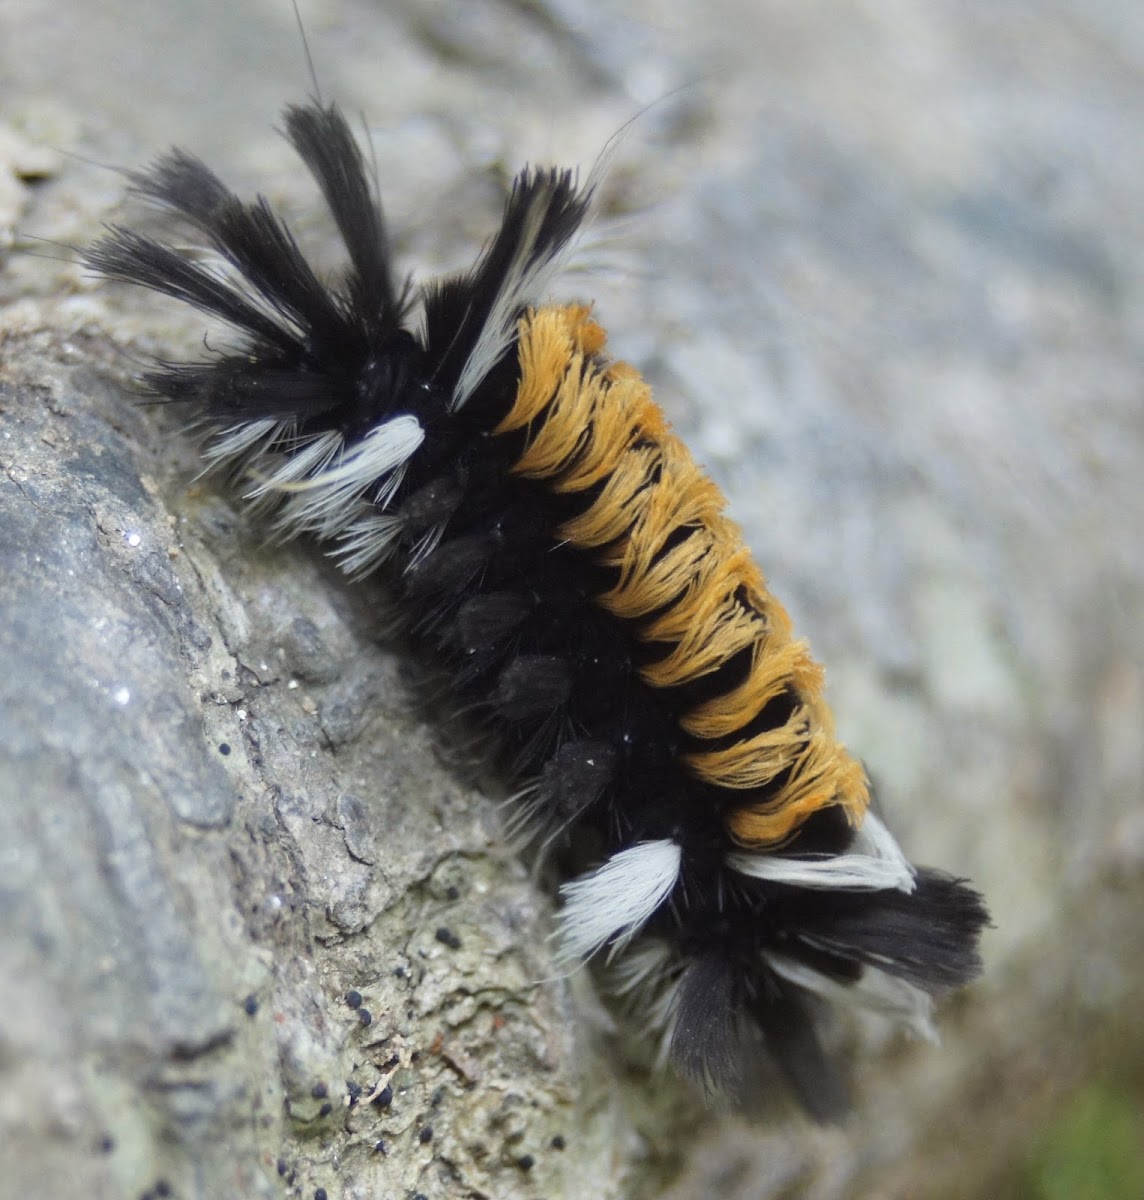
[84,100,989,1120]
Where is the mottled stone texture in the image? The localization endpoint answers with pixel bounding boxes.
[2,2,1142,1198]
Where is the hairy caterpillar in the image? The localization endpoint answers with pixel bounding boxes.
[84,100,988,1119]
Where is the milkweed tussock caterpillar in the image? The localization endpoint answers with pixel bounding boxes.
[85,101,989,1119]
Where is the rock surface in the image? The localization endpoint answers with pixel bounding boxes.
[3,2,1143,1198]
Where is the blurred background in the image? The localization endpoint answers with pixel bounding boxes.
[3,1,1142,1197]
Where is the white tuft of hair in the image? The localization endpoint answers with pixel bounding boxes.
[555,839,682,964]
[765,951,937,1042]
[727,810,916,893]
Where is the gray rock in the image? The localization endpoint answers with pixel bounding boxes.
[3,1,1143,1198]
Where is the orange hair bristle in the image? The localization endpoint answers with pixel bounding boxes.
[501,304,869,847]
